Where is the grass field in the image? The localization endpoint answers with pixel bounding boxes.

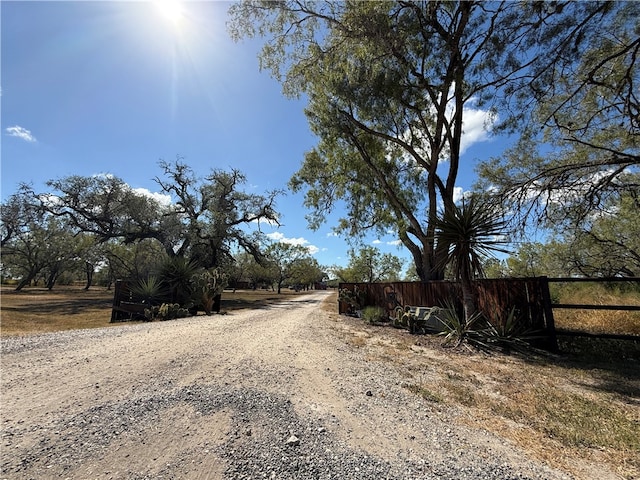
[552,282,640,336]
[0,286,310,337]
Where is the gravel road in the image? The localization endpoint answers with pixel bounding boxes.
[1,291,572,479]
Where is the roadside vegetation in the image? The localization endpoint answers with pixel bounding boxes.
[321,293,640,480]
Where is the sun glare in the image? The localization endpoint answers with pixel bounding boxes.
[155,0,184,28]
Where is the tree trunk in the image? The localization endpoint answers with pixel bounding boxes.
[46,267,60,291]
[15,271,37,292]
[84,262,94,290]
[460,276,476,325]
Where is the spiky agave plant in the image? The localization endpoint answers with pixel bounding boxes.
[158,257,200,306]
[434,197,510,326]
[131,276,166,305]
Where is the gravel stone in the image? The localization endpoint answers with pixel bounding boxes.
[1,292,575,479]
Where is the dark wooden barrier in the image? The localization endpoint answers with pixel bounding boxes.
[339,276,640,349]
[339,278,556,349]
[110,280,148,322]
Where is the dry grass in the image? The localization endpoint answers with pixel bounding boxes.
[0,286,311,337]
[322,291,640,480]
[1,286,118,336]
[552,283,640,335]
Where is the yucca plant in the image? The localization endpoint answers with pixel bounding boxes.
[158,257,200,306]
[434,197,509,326]
[436,300,485,349]
[482,307,546,353]
[131,276,166,305]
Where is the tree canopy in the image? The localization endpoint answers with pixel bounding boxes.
[263,241,320,293]
[1,161,284,289]
[229,0,621,281]
[476,2,639,277]
[31,160,281,269]
[333,246,404,283]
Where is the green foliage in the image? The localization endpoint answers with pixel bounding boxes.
[287,256,325,289]
[264,242,314,294]
[132,276,165,305]
[230,1,619,283]
[481,307,545,353]
[144,303,191,321]
[361,305,386,324]
[435,198,509,280]
[334,246,404,283]
[477,1,639,266]
[0,204,90,291]
[434,301,546,353]
[191,268,228,314]
[158,257,199,306]
[13,161,280,275]
[436,302,485,349]
[434,197,509,324]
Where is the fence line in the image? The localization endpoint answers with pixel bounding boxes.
[338,276,640,350]
[546,277,640,341]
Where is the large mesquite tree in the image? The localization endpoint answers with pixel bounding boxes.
[229,1,620,281]
[476,2,639,276]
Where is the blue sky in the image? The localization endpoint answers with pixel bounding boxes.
[1,1,503,271]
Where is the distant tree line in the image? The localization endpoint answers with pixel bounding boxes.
[0,160,327,292]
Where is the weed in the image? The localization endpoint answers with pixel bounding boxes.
[489,383,640,452]
[361,305,387,324]
[404,383,443,403]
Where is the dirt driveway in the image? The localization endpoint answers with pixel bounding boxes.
[2,291,574,479]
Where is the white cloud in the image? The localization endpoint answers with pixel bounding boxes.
[399,91,497,163]
[251,217,280,227]
[5,125,37,142]
[132,187,172,207]
[453,186,465,203]
[387,239,402,246]
[372,239,382,244]
[453,186,474,203]
[266,232,319,255]
[459,105,496,155]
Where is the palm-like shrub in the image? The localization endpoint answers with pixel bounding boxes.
[434,197,509,325]
[158,257,200,306]
[437,301,485,348]
[131,276,166,305]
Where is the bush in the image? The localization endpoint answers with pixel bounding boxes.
[144,303,191,321]
[437,303,485,348]
[361,305,386,324]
